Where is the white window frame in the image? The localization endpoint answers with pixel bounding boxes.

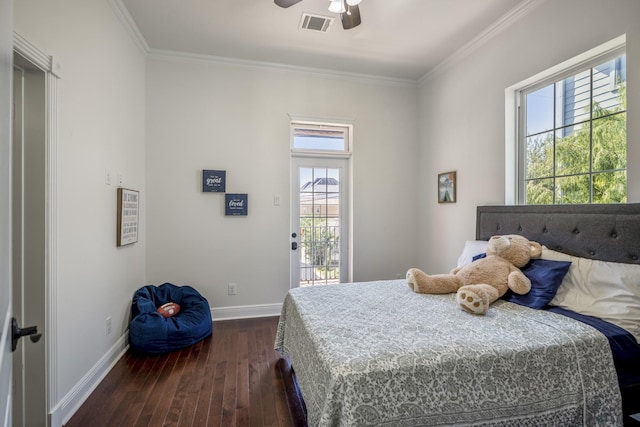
[504,35,626,204]
[289,114,353,158]
[288,115,355,286]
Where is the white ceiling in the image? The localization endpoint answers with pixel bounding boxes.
[120,0,526,81]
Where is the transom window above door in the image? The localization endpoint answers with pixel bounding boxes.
[289,120,352,288]
[291,123,350,153]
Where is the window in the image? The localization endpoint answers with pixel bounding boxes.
[290,119,352,287]
[517,50,626,204]
[291,123,350,153]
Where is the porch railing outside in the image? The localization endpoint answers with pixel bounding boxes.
[299,224,340,286]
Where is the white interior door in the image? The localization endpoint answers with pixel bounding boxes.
[0,1,14,425]
[12,52,47,427]
[290,156,349,288]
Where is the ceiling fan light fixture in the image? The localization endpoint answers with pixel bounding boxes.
[328,0,346,14]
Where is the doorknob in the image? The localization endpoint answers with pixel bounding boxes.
[11,317,42,352]
[291,242,298,250]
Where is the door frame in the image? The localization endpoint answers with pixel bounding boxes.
[290,155,351,288]
[13,32,59,427]
[288,117,353,289]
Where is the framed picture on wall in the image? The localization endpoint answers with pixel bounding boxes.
[117,187,139,246]
[225,193,248,216]
[202,169,226,192]
[438,171,456,203]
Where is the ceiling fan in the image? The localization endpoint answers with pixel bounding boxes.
[274,0,362,30]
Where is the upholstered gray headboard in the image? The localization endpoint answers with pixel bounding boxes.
[476,204,640,265]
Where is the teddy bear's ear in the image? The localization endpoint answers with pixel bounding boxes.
[529,241,542,258]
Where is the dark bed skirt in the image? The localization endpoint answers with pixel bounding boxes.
[622,383,640,426]
[276,357,308,427]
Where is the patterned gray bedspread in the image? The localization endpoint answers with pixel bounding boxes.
[274,280,623,426]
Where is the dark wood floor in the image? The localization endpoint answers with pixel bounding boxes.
[65,316,297,427]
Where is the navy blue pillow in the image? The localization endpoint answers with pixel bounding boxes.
[471,254,571,309]
[472,253,487,262]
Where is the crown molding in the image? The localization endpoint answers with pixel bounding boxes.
[105,0,414,86]
[419,0,548,86]
[107,0,149,54]
[147,48,418,88]
[107,0,545,88]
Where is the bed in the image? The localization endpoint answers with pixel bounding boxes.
[275,203,640,426]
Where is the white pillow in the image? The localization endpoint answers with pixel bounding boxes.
[542,247,640,342]
[457,240,488,268]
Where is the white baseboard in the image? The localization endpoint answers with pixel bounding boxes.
[49,303,282,426]
[50,333,129,427]
[211,303,282,321]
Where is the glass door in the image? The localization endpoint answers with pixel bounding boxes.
[291,157,349,287]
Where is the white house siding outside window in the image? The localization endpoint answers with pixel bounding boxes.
[519,52,626,205]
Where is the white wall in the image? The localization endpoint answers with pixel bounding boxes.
[417,0,640,273]
[145,56,419,312]
[13,0,146,420]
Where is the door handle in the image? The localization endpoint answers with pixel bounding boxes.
[11,317,42,352]
[291,242,298,250]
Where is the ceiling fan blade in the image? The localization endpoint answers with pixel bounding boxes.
[341,4,361,29]
[274,0,303,8]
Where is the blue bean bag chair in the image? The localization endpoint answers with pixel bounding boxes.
[129,283,212,354]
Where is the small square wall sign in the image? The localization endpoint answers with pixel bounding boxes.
[202,170,226,192]
[225,194,248,216]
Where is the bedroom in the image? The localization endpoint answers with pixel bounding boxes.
[1,0,639,425]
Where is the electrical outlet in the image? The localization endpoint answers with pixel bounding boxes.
[106,316,112,336]
[396,273,403,279]
[228,283,237,295]
[274,195,281,206]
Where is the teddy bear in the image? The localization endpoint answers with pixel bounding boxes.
[406,234,542,315]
